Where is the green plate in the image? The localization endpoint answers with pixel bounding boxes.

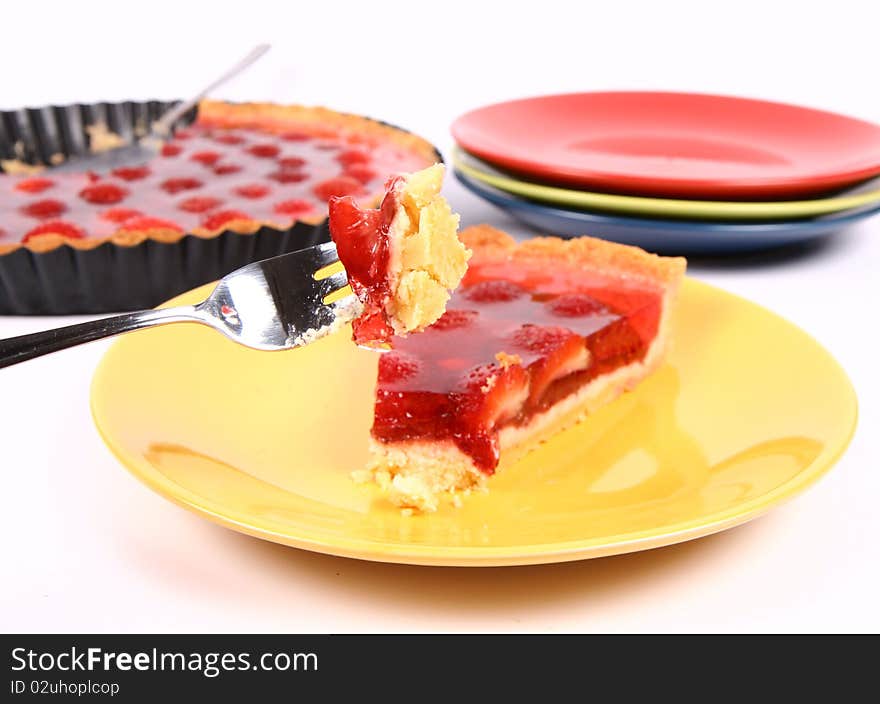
[452,147,880,222]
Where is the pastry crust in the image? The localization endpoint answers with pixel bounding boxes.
[459,224,686,286]
[364,226,687,511]
[197,101,439,165]
[384,164,470,335]
[0,101,438,256]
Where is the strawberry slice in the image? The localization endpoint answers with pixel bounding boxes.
[547,293,607,318]
[111,166,150,181]
[273,199,314,217]
[14,177,55,194]
[378,351,422,384]
[213,163,242,176]
[234,184,270,199]
[79,183,128,205]
[511,324,589,404]
[247,143,280,158]
[214,133,245,145]
[344,163,376,184]
[451,362,529,472]
[190,151,222,166]
[23,220,85,243]
[100,207,143,223]
[160,177,202,194]
[201,210,252,231]
[314,176,364,201]
[586,318,647,374]
[20,198,67,218]
[336,149,371,167]
[462,280,525,303]
[430,309,478,331]
[268,170,308,184]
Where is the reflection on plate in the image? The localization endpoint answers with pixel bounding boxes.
[91,280,857,566]
[455,170,880,255]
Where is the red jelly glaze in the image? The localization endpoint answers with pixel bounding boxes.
[371,262,664,473]
[2,122,427,245]
[327,178,403,344]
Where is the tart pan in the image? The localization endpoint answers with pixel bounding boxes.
[0,100,434,314]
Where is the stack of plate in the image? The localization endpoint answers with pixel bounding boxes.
[451,92,880,254]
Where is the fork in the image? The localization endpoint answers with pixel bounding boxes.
[0,242,360,369]
[50,44,271,174]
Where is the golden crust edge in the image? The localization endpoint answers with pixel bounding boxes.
[459,224,687,287]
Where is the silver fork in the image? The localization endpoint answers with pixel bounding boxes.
[0,243,360,369]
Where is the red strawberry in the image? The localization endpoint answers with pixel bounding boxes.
[201,210,252,231]
[14,177,55,194]
[278,156,306,169]
[373,387,453,441]
[377,351,421,384]
[511,325,588,404]
[587,318,648,373]
[20,198,67,218]
[452,362,530,472]
[247,143,280,158]
[214,133,244,145]
[111,166,150,181]
[190,150,222,166]
[511,324,576,355]
[336,149,371,167]
[273,199,314,216]
[547,293,607,318]
[160,177,203,194]
[23,220,84,243]
[280,131,311,142]
[462,280,525,303]
[233,184,270,199]
[351,312,394,347]
[160,143,182,157]
[313,176,363,202]
[79,183,128,205]
[100,207,143,223]
[430,309,478,331]
[344,163,376,184]
[178,196,222,213]
[268,170,308,184]
[213,163,242,176]
[117,216,183,233]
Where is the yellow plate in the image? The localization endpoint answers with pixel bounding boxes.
[453,147,880,222]
[91,279,857,566]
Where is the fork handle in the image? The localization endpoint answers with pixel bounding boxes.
[151,44,271,138]
[0,306,203,369]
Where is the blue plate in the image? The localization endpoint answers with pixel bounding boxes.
[454,169,880,254]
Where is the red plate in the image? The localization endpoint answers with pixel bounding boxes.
[451,92,880,200]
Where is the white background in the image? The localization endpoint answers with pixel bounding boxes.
[1,0,878,633]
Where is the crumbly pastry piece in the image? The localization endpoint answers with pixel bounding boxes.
[359,225,687,511]
[328,164,470,344]
[0,101,436,255]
